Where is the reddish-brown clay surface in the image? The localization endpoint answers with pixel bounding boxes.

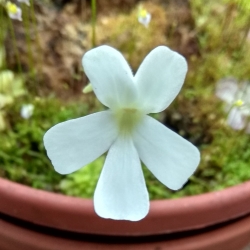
[0,212,250,250]
[0,178,250,236]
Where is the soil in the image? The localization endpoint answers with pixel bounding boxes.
[5,0,199,99]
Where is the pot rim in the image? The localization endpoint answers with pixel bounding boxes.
[0,177,250,236]
[1,213,250,249]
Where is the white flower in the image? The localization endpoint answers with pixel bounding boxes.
[17,0,30,6]
[21,104,34,119]
[5,1,22,21]
[216,78,250,133]
[44,46,200,221]
[137,6,151,28]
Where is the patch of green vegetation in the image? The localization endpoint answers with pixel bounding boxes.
[59,157,104,198]
[96,2,167,69]
[190,0,250,82]
[0,97,90,191]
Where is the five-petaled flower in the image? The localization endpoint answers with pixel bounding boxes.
[137,5,151,28]
[216,78,250,133]
[44,45,200,221]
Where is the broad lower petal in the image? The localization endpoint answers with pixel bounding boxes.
[133,115,200,190]
[82,46,137,109]
[134,46,187,114]
[94,136,149,221]
[44,111,118,174]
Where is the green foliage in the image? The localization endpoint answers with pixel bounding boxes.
[0,47,25,130]
[60,157,104,198]
[0,97,90,191]
[0,70,25,102]
[96,2,167,69]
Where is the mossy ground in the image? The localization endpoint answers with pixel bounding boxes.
[0,0,250,200]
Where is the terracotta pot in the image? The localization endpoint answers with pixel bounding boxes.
[0,177,250,250]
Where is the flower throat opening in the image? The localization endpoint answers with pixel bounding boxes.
[114,108,143,136]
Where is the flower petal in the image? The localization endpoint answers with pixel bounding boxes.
[94,136,149,221]
[44,111,118,174]
[134,46,187,113]
[133,115,200,190]
[215,78,238,104]
[8,8,22,21]
[82,46,137,109]
[241,82,250,113]
[227,107,246,130]
[138,13,151,27]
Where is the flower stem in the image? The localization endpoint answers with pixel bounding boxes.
[8,17,22,74]
[0,6,5,70]
[30,0,43,80]
[22,3,34,77]
[91,0,96,48]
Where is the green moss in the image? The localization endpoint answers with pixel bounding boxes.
[0,97,91,191]
[59,156,104,198]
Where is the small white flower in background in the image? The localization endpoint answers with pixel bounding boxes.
[21,104,34,119]
[137,5,151,28]
[44,45,200,221]
[17,0,30,6]
[216,78,250,133]
[5,1,22,21]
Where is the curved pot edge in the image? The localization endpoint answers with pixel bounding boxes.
[1,212,250,250]
[0,177,250,236]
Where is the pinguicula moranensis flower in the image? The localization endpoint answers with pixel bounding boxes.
[216,78,250,133]
[137,5,151,28]
[44,45,200,221]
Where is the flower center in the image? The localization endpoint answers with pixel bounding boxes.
[138,9,148,18]
[6,2,18,14]
[114,108,143,136]
[233,99,244,107]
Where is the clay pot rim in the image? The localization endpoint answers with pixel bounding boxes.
[0,177,250,236]
[1,213,250,250]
